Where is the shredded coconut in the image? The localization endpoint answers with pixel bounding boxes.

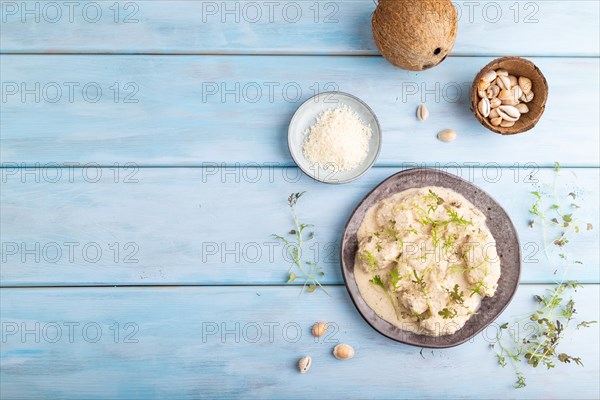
[302,105,372,172]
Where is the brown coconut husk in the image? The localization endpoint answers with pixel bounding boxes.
[372,0,458,71]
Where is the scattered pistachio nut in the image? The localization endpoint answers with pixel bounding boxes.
[312,322,329,338]
[417,104,429,122]
[333,344,355,360]
[298,355,312,374]
[437,129,457,143]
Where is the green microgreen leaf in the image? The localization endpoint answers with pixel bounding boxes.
[274,193,328,296]
[287,272,297,283]
[370,275,385,289]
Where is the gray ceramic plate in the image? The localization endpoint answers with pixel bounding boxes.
[288,92,381,184]
[340,168,521,348]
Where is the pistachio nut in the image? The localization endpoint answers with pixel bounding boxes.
[298,356,312,374]
[518,76,532,94]
[520,91,534,103]
[312,322,329,338]
[437,129,457,143]
[498,105,521,122]
[516,103,529,114]
[496,75,511,90]
[486,85,500,99]
[490,117,503,126]
[417,104,429,122]
[481,70,497,83]
[333,344,355,360]
[511,86,523,102]
[490,98,501,108]
[498,89,513,102]
[478,98,491,118]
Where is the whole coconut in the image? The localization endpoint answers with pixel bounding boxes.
[372,0,458,71]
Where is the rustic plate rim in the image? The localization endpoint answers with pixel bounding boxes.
[340,168,522,348]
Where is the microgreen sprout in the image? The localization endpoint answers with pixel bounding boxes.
[492,282,595,388]
[272,192,329,295]
[492,163,595,388]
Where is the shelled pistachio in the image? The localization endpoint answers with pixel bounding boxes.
[477,68,533,128]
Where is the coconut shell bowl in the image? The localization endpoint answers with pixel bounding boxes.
[471,56,549,135]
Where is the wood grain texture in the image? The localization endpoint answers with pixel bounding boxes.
[1,55,599,167]
[1,1,598,56]
[2,1,599,398]
[1,285,599,399]
[2,167,598,286]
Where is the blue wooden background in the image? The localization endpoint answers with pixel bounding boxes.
[1,1,599,399]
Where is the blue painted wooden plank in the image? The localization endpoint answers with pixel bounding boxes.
[1,167,597,286]
[1,1,598,56]
[1,285,598,399]
[1,55,598,167]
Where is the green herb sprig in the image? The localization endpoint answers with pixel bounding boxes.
[528,162,587,259]
[272,192,328,295]
[369,273,403,320]
[491,282,596,388]
[438,307,458,319]
[492,163,595,389]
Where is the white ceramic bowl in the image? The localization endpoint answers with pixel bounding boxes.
[288,91,382,184]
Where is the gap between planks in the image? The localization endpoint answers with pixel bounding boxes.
[1,165,598,169]
[2,283,597,290]
[1,52,599,58]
